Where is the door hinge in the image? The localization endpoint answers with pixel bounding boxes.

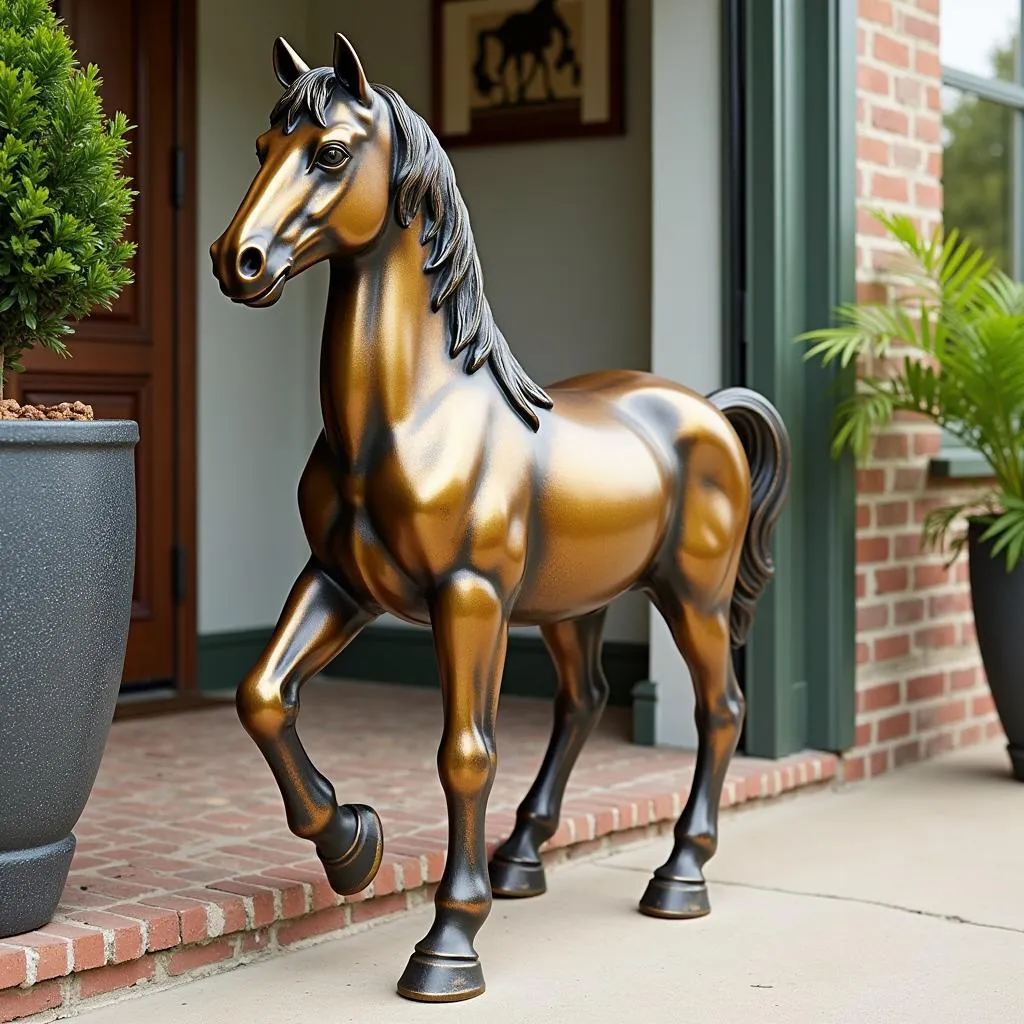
[172,146,186,209]
[172,544,187,605]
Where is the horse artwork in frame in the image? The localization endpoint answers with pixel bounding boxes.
[210,32,791,1004]
[432,0,626,148]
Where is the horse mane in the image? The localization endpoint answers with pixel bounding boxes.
[270,69,553,432]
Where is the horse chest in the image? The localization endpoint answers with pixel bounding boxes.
[303,388,531,615]
[315,446,482,621]
[356,442,529,610]
[296,437,418,621]
[343,512,429,624]
[361,444,476,571]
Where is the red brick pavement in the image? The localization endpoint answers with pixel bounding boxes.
[0,681,836,1020]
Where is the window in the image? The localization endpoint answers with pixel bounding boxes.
[942,88,1015,272]
[935,1,1023,476]
[942,1,1021,274]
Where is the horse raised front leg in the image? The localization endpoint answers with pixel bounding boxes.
[639,591,744,919]
[235,558,383,897]
[489,608,609,897]
[397,572,507,1003]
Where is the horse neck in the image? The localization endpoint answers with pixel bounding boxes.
[319,215,457,465]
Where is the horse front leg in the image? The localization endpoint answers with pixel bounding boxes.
[235,557,383,897]
[397,573,507,1003]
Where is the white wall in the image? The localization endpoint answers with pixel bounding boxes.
[197,0,321,633]
[308,0,653,643]
[649,0,723,747]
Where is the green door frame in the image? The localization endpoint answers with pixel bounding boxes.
[735,0,858,757]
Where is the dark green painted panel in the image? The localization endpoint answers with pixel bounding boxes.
[198,625,647,709]
[739,0,857,756]
[801,0,857,753]
[742,0,807,757]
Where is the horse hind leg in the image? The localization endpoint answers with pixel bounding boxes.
[638,387,788,918]
[537,49,556,99]
[638,428,748,918]
[639,580,743,919]
[489,608,609,898]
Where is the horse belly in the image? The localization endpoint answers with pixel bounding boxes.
[514,433,670,620]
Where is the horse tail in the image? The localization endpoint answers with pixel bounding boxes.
[709,387,792,649]
[473,29,501,96]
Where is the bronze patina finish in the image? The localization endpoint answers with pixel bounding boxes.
[210,33,791,1004]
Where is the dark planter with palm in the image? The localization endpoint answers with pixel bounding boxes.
[801,212,1024,780]
[968,522,1024,779]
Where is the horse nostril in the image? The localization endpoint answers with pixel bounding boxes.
[238,246,265,280]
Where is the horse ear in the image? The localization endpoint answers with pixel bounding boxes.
[273,36,309,88]
[333,32,371,107]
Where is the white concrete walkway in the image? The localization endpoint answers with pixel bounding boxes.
[77,742,1024,1024]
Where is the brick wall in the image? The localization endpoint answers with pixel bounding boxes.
[845,0,1002,782]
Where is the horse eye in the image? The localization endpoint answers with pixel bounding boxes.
[316,143,349,170]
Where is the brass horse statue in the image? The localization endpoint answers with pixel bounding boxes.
[210,33,790,1004]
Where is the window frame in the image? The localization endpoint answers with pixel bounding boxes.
[933,9,1024,478]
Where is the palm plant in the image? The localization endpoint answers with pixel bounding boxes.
[799,211,1024,571]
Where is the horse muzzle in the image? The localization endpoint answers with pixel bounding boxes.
[209,235,290,307]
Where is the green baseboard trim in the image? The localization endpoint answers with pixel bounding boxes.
[197,628,275,693]
[198,625,648,708]
[325,626,646,707]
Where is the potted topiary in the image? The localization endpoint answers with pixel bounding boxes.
[800,211,1024,781]
[0,0,138,936]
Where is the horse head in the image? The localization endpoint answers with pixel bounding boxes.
[209,34,391,307]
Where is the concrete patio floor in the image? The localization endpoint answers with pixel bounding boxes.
[73,741,1024,1024]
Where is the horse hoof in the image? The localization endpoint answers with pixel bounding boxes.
[396,952,485,1003]
[638,876,710,919]
[488,855,546,898]
[318,804,383,897]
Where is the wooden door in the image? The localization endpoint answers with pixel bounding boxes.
[15,0,193,689]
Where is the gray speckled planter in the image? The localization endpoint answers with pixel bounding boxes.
[0,419,138,937]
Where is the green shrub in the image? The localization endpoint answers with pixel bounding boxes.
[0,0,134,398]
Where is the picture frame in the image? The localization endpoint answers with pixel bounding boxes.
[431,0,625,148]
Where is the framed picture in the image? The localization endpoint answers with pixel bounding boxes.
[431,0,625,148]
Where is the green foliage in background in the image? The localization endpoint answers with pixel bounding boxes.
[0,0,134,398]
[943,42,1016,275]
[799,212,1024,572]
